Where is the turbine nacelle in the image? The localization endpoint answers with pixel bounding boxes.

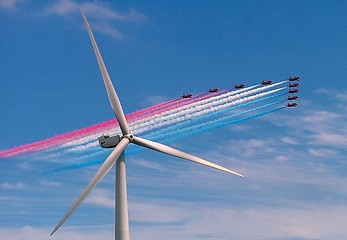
[98,134,134,149]
[98,135,121,148]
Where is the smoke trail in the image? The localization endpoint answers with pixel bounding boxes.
[144,92,287,140]
[66,97,286,162]
[64,83,285,151]
[135,87,286,136]
[53,103,286,172]
[158,102,287,142]
[48,84,265,153]
[128,83,287,134]
[0,80,288,159]
[131,82,282,126]
[62,86,286,155]
[128,85,255,121]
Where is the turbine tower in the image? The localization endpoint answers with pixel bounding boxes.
[51,10,244,240]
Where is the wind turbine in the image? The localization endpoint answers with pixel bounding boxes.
[50,10,244,240]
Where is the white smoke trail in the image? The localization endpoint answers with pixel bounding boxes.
[145,92,287,140]
[129,81,286,132]
[56,99,286,170]
[154,100,287,142]
[54,81,288,154]
[134,87,286,134]
[56,85,260,150]
[64,87,286,156]
[63,86,283,153]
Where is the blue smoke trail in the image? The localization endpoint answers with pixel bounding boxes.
[47,83,279,156]
[50,102,286,172]
[144,92,287,140]
[56,92,286,165]
[165,105,286,142]
[135,100,286,146]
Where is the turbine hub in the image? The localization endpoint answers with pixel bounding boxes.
[122,133,134,142]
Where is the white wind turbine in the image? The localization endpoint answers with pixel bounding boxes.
[50,11,244,240]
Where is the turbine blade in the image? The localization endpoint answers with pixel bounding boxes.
[50,138,129,236]
[81,10,130,135]
[132,136,244,177]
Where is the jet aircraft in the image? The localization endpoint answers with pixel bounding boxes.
[208,88,219,93]
[287,103,298,107]
[262,80,272,85]
[182,93,193,98]
[288,76,300,81]
[289,89,299,93]
[289,83,300,88]
[288,96,299,100]
[234,84,245,89]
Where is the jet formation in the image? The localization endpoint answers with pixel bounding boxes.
[181,76,300,109]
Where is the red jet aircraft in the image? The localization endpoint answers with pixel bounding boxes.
[289,89,299,93]
[208,88,219,93]
[234,84,245,89]
[288,76,300,81]
[262,80,272,85]
[287,103,298,107]
[289,83,300,87]
[182,93,193,98]
[288,96,299,100]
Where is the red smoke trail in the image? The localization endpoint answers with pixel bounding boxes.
[0,91,219,158]
[0,81,283,159]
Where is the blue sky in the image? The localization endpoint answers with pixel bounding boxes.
[1,0,347,239]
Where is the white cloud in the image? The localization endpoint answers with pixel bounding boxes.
[45,0,146,22]
[316,88,347,104]
[3,202,346,240]
[0,0,24,10]
[274,155,289,162]
[45,0,78,16]
[221,138,276,158]
[88,21,123,39]
[1,181,26,189]
[130,200,188,223]
[281,136,298,144]
[84,188,114,208]
[81,3,146,22]
[264,92,347,150]
[43,0,146,39]
[39,179,61,187]
[0,225,113,240]
[308,148,337,158]
[310,131,347,147]
[140,94,171,107]
[227,124,253,132]
[302,110,341,123]
[133,158,165,171]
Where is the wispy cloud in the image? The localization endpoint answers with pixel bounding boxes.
[281,136,298,145]
[142,95,172,107]
[316,88,347,106]
[2,201,347,240]
[0,225,113,240]
[133,158,166,172]
[1,181,27,189]
[88,21,123,39]
[44,0,146,39]
[0,0,24,10]
[84,188,114,208]
[264,90,347,150]
[39,179,61,187]
[130,200,188,224]
[302,110,341,123]
[45,0,146,22]
[308,148,337,157]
